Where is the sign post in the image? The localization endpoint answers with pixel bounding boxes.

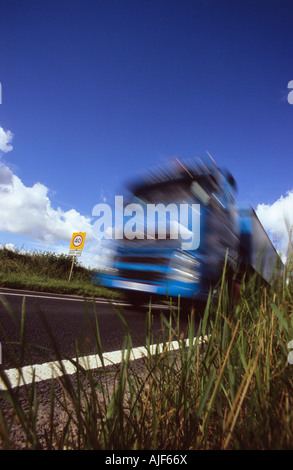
[68,232,86,281]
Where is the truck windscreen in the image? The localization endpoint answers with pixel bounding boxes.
[135,177,216,205]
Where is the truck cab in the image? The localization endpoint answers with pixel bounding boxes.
[95,157,241,304]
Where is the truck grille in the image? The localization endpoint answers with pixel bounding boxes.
[116,251,169,284]
[118,269,163,283]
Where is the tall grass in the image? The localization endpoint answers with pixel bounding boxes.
[0,261,292,450]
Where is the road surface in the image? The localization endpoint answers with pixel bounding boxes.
[0,288,197,377]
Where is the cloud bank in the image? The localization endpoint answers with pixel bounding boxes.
[0,170,92,243]
[0,161,103,268]
[0,167,93,243]
[256,190,293,260]
[0,126,101,267]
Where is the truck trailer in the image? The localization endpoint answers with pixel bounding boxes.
[94,156,281,305]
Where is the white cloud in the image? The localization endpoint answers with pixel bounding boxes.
[0,163,94,245]
[0,163,13,185]
[0,126,13,153]
[0,125,106,269]
[256,190,293,260]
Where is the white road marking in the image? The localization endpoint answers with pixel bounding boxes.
[0,289,190,390]
[0,290,169,309]
[0,290,128,305]
[0,336,208,390]
[0,289,171,309]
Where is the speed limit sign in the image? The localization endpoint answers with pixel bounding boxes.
[70,232,86,250]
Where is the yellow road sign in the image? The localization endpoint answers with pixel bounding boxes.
[70,232,86,250]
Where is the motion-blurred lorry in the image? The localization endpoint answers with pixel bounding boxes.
[94,156,281,305]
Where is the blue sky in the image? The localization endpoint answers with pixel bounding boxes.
[0,0,293,266]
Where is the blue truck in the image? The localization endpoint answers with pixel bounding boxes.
[94,156,281,306]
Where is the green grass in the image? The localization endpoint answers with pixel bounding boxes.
[0,256,292,449]
[0,246,123,300]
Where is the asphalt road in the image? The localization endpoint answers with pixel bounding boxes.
[0,288,196,372]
